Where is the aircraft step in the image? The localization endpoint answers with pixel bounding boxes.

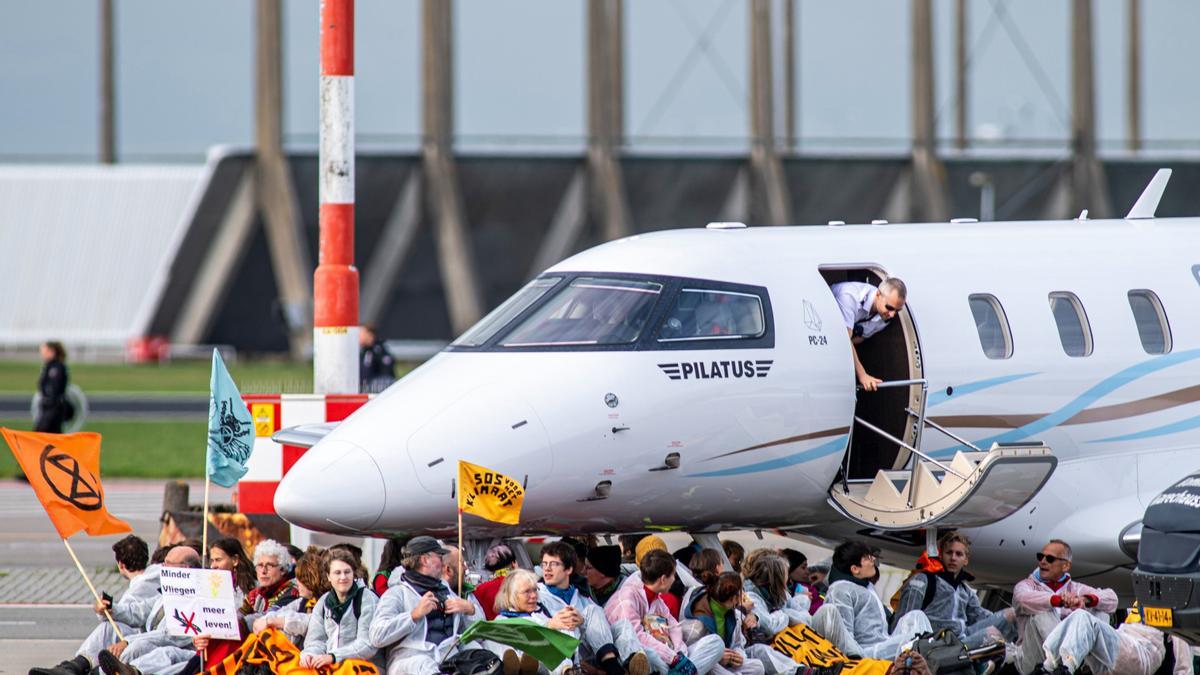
[828,442,1056,531]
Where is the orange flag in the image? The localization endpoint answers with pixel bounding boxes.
[1,428,131,539]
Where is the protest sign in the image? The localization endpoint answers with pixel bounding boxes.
[161,567,240,640]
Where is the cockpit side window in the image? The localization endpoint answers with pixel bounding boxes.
[658,289,765,342]
[498,278,663,347]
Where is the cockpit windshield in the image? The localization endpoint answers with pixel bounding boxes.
[452,276,560,347]
[498,277,663,347]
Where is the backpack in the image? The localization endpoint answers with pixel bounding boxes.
[439,648,501,675]
[909,629,973,675]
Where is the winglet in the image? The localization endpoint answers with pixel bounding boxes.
[1126,169,1172,219]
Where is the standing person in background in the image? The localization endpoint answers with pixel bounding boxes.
[20,340,70,482]
[35,340,69,433]
[359,325,396,393]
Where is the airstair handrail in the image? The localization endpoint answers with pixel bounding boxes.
[852,416,967,481]
[905,408,985,453]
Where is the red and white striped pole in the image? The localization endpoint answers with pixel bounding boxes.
[315,0,359,394]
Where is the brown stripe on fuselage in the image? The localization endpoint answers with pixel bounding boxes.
[929,384,1200,429]
[704,426,850,461]
[1062,383,1200,425]
[705,385,1200,463]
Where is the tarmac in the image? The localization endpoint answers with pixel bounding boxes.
[0,478,232,672]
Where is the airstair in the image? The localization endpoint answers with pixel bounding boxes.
[828,378,1057,531]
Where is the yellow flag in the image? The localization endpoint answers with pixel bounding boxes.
[771,623,892,674]
[458,460,525,525]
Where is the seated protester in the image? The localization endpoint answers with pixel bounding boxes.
[329,542,370,581]
[895,531,1012,649]
[92,546,205,675]
[806,561,829,596]
[620,534,649,570]
[721,541,745,579]
[741,551,810,635]
[443,545,476,596]
[32,535,158,675]
[680,571,765,675]
[606,549,725,675]
[208,537,256,599]
[681,548,725,611]
[539,541,649,674]
[241,539,301,632]
[1007,539,1118,675]
[739,551,812,675]
[585,545,628,608]
[814,541,931,661]
[472,543,520,621]
[635,536,700,619]
[301,548,380,669]
[369,536,477,675]
[257,546,329,645]
[1035,605,1194,675]
[780,548,821,614]
[482,569,615,674]
[561,536,599,601]
[374,536,410,596]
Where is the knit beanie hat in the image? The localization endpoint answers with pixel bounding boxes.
[635,535,668,565]
[587,545,622,579]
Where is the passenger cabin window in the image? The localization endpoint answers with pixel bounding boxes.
[1128,290,1171,354]
[967,294,1013,359]
[498,277,662,346]
[658,289,765,341]
[1048,292,1093,357]
[453,276,560,346]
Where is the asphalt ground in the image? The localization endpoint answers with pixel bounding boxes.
[0,478,230,672]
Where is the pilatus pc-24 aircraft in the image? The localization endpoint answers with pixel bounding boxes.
[275,169,1199,587]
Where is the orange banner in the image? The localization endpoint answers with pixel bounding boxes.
[1,429,130,539]
[207,628,378,674]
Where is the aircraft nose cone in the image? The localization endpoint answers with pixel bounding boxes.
[275,440,385,532]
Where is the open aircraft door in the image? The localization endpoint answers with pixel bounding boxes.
[819,265,1056,531]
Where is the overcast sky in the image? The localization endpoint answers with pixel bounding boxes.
[3,0,1199,162]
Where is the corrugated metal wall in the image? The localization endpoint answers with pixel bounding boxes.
[0,165,203,348]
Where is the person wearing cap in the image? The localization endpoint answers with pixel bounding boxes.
[584,545,627,608]
[369,536,477,675]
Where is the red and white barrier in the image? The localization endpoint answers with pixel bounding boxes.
[237,393,370,515]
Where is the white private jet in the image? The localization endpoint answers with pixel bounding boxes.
[276,169,1199,588]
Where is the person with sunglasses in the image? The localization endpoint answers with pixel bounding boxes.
[1007,540,1117,674]
[829,277,907,392]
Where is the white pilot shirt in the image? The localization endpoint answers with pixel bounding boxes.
[831,281,890,339]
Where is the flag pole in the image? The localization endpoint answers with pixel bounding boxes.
[457,507,464,598]
[202,468,211,567]
[62,537,125,641]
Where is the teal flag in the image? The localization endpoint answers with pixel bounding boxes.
[206,349,253,487]
[460,618,580,669]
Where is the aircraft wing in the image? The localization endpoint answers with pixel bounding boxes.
[272,422,339,449]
